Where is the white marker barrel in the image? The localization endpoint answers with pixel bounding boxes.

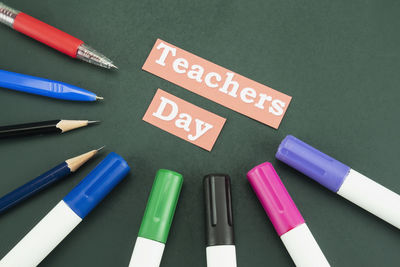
[281,224,330,267]
[129,237,165,267]
[206,245,237,267]
[0,201,81,267]
[338,169,400,229]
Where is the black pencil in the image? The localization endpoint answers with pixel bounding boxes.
[0,120,100,138]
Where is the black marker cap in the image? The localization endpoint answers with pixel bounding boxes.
[204,174,235,246]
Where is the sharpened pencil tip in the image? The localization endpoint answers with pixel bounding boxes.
[96,146,106,152]
[96,96,104,100]
[87,120,101,125]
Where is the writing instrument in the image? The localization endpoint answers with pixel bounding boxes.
[0,147,103,214]
[247,162,330,267]
[129,169,183,267]
[0,2,116,69]
[276,135,400,229]
[0,119,99,138]
[204,174,237,267]
[0,152,130,267]
[0,69,103,101]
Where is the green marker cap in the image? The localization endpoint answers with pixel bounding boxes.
[138,169,183,244]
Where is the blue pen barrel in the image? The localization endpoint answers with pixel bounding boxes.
[0,162,71,214]
[0,69,97,101]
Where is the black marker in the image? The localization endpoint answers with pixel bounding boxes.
[204,174,237,267]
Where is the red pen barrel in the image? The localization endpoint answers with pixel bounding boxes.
[13,13,84,58]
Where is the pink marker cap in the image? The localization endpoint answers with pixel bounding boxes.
[247,162,305,236]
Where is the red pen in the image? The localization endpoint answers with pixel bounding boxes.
[0,2,117,69]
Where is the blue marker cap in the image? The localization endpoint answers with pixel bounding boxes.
[275,135,350,192]
[63,152,130,218]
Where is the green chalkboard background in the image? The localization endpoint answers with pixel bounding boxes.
[0,0,399,266]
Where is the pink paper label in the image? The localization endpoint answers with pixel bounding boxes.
[143,89,226,151]
[143,39,292,129]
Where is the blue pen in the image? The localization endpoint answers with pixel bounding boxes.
[0,147,103,214]
[0,69,103,101]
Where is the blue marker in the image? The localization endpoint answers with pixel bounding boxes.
[0,152,130,267]
[0,148,102,214]
[0,69,103,101]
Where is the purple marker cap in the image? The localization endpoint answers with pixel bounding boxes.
[275,135,350,193]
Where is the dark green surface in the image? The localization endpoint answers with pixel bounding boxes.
[0,0,399,266]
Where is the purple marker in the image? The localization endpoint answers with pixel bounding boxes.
[276,135,400,229]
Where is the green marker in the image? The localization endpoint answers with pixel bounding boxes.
[128,169,183,267]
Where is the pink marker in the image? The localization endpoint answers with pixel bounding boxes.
[247,162,330,267]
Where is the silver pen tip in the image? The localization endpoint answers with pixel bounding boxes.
[96,96,104,100]
[76,44,117,70]
[110,63,118,70]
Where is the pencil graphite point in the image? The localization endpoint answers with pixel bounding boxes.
[97,146,106,152]
[66,148,100,172]
[87,120,101,125]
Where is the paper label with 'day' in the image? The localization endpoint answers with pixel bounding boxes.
[143,89,226,151]
[143,39,292,129]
